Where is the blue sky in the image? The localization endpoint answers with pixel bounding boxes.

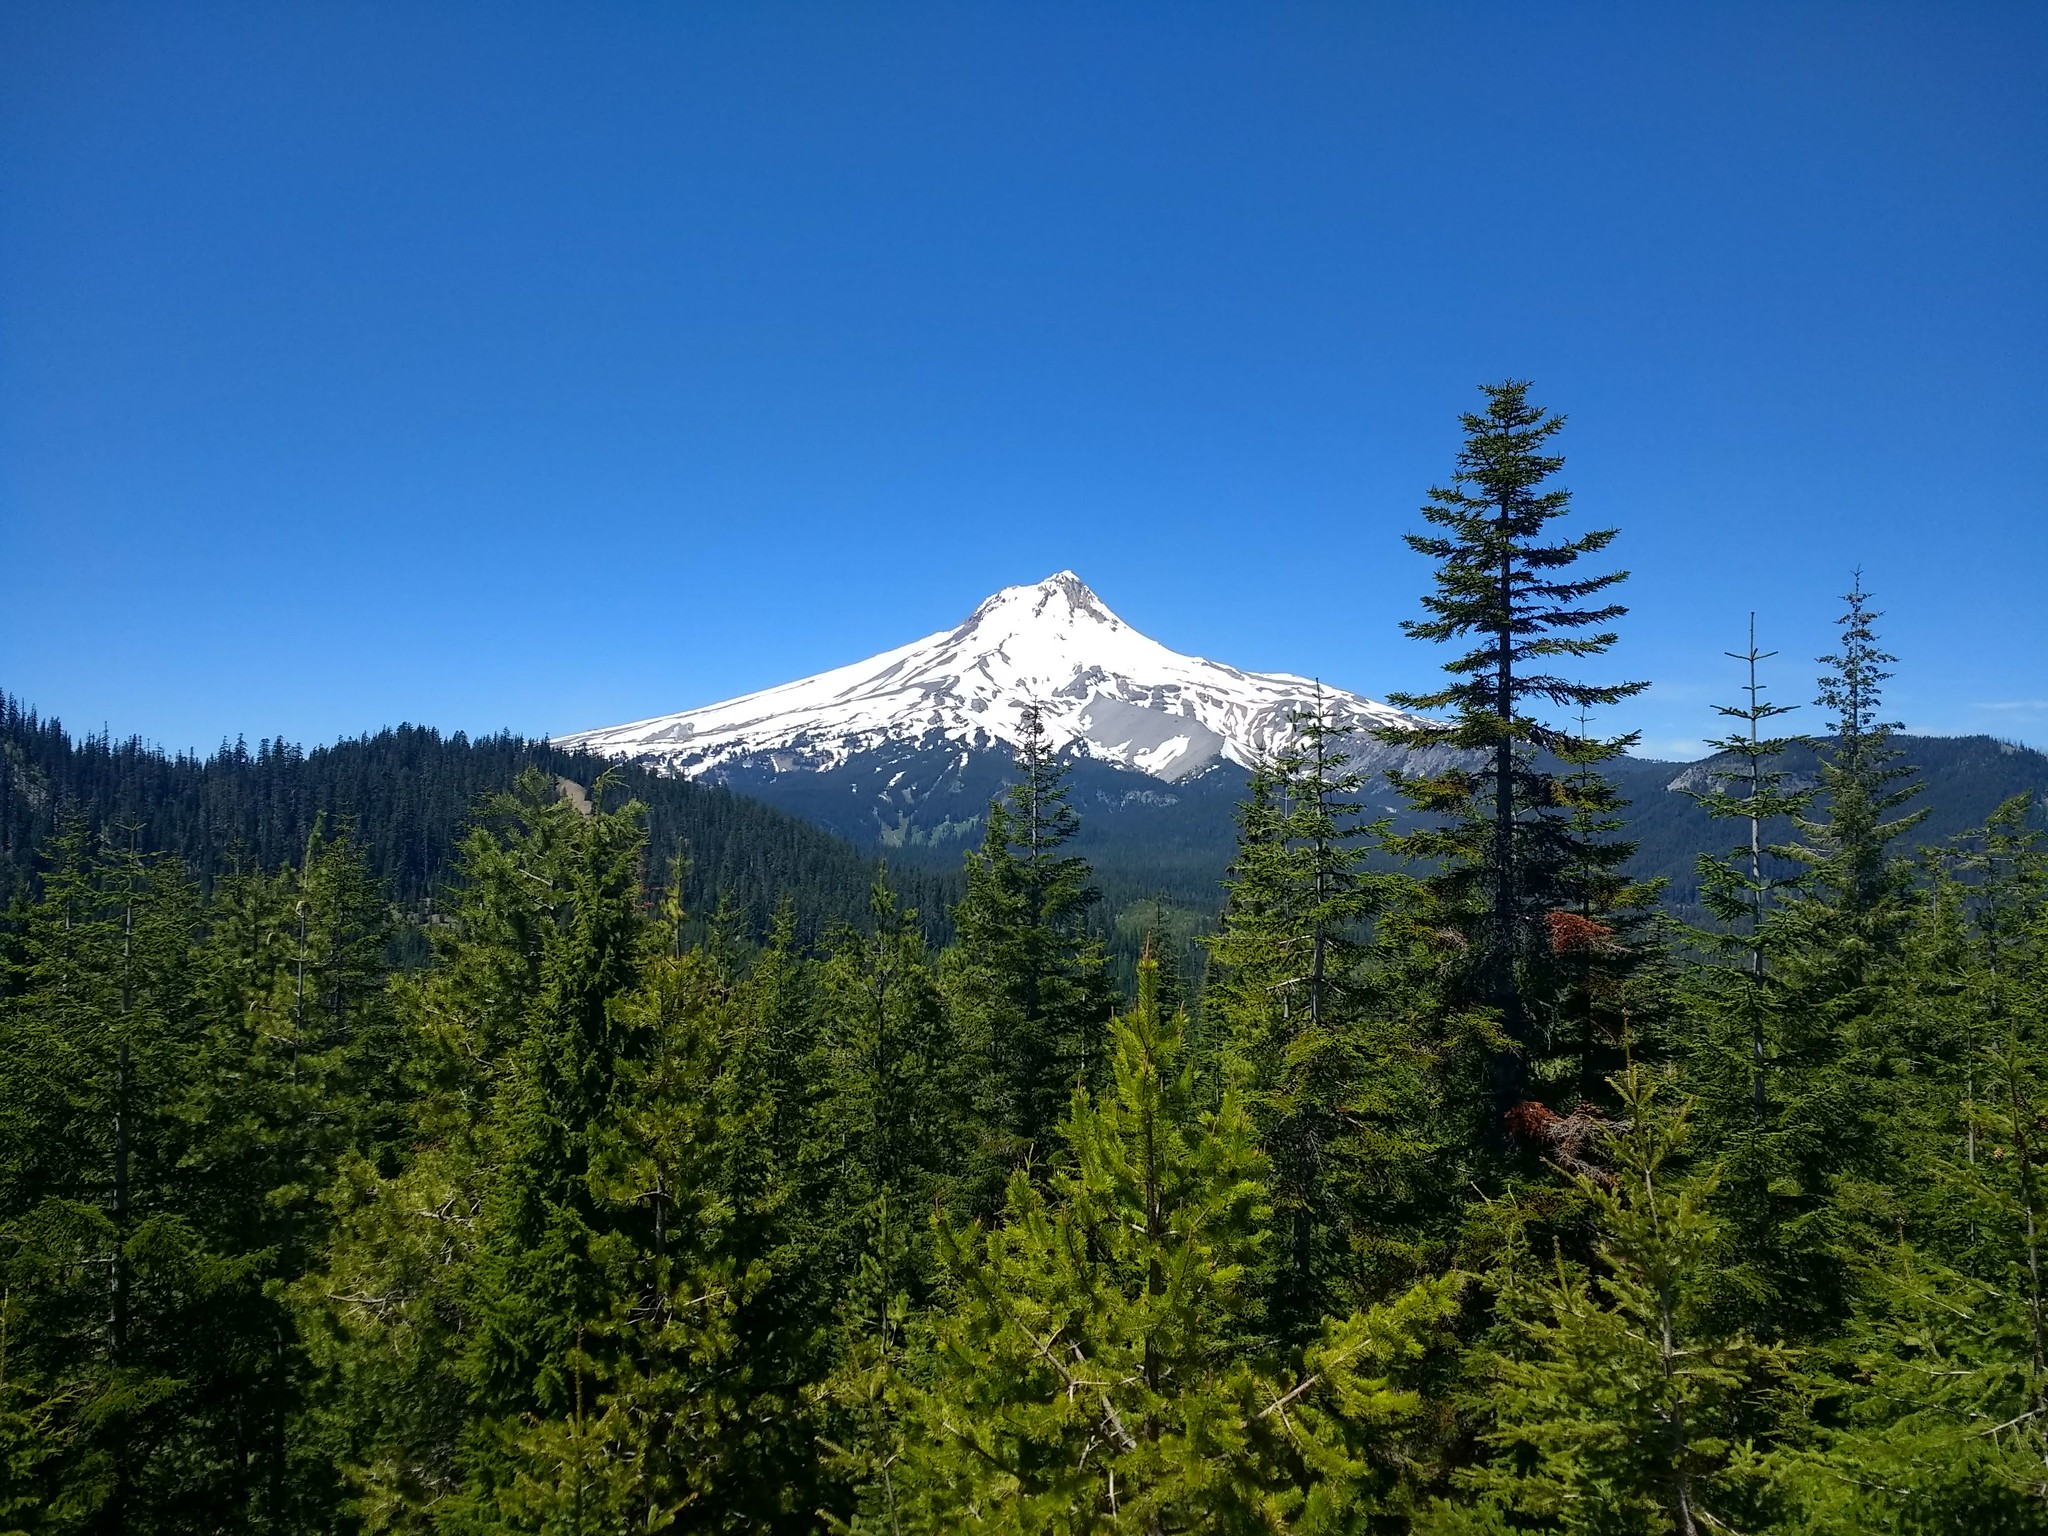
[3,2,2042,762]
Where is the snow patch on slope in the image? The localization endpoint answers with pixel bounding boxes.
[556,572,1421,783]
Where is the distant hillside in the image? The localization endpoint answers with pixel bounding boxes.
[719,731,2048,926]
[9,687,2037,962]
[0,692,959,943]
[1604,734,2048,915]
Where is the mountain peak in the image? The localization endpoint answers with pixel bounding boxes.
[963,570,1120,634]
[556,574,1420,784]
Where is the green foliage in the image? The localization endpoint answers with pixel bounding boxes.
[1440,1064,1788,1536]
[1206,698,1451,1335]
[947,707,1116,1201]
[1682,620,1815,1140]
[1381,380,1650,1124]
[894,955,1460,1531]
[0,697,957,947]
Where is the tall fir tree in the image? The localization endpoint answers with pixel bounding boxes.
[947,705,1115,1200]
[1719,580,1928,1348]
[182,823,401,1531]
[0,821,278,1533]
[1381,380,1648,1130]
[302,772,654,1528]
[1676,624,1855,1352]
[1205,698,1428,1337]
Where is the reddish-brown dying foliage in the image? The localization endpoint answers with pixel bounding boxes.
[1504,1097,1616,1184]
[1544,909,1616,954]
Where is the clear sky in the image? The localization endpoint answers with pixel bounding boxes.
[3,2,2043,762]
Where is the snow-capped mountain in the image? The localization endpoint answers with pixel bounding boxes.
[555,572,1422,784]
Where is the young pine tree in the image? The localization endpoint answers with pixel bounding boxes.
[1675,624,1868,1349]
[1381,380,1648,1130]
[1786,574,1927,990]
[1434,1064,1788,1536]
[1685,618,1815,1125]
[892,952,1461,1533]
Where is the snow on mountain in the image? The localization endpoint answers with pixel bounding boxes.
[554,572,1422,783]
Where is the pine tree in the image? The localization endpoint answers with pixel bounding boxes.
[182,823,400,1530]
[1434,1064,1787,1536]
[816,871,963,1281]
[892,953,1460,1532]
[1778,1019,2048,1530]
[1205,698,1424,1336]
[1382,380,1648,1130]
[1685,618,1815,1124]
[1544,715,1665,1109]
[1955,795,2048,1171]
[1764,804,2048,1530]
[1698,580,1927,1350]
[0,821,281,1532]
[302,772,654,1527]
[567,882,802,1532]
[1787,574,1927,986]
[811,872,970,1525]
[1672,625,1863,1351]
[948,705,1115,1197]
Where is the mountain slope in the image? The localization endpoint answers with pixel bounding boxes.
[552,574,2048,930]
[557,571,1420,784]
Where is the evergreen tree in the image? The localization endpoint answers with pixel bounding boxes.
[948,706,1115,1196]
[1784,575,1927,999]
[1205,699,1428,1336]
[1704,580,1926,1350]
[811,872,969,1524]
[1673,624,1865,1350]
[1768,804,2048,1530]
[0,821,275,1533]
[1434,1064,1787,1536]
[1806,577,1926,910]
[894,953,1460,1532]
[1381,380,1648,1129]
[1779,1022,2048,1530]
[302,772,650,1527]
[1685,618,1815,1125]
[818,872,963,1281]
[181,824,400,1530]
[1544,715,1665,1109]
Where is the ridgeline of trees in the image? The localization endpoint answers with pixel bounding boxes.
[0,708,961,947]
[5,381,2046,1533]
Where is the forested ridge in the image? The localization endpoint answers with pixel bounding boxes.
[5,382,2046,1533]
[0,707,960,947]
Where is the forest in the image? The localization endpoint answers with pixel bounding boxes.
[3,382,2043,1534]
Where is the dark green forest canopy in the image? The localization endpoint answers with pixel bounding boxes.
[4,708,2043,1532]
[0,690,960,944]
